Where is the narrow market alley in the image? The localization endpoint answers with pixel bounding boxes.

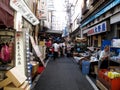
[32,57,96,90]
[0,0,120,90]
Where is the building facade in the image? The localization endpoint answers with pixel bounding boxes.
[81,0,120,47]
[0,0,40,88]
[70,0,82,40]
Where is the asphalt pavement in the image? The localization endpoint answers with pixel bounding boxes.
[33,56,94,90]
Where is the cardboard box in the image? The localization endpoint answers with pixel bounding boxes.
[4,84,24,90]
[20,81,28,89]
[0,78,11,88]
[0,72,5,81]
[94,65,98,75]
[4,81,31,90]
[25,85,30,90]
[32,63,39,76]
[109,66,120,72]
[6,67,27,87]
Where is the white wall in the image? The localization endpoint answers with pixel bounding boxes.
[71,0,82,32]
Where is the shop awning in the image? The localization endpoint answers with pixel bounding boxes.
[0,1,14,28]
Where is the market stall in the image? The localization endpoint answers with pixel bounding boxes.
[96,39,120,90]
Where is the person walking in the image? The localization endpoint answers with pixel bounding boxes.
[53,41,59,60]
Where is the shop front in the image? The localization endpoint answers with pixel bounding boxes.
[0,0,42,90]
[86,21,110,47]
[0,0,15,88]
[80,1,120,89]
[81,0,120,47]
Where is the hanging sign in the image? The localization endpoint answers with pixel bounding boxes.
[30,36,45,67]
[15,32,25,75]
[62,27,69,37]
[87,21,107,36]
[37,0,47,20]
[10,0,39,25]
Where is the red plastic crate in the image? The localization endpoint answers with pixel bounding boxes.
[98,69,108,79]
[37,66,45,74]
[108,78,120,90]
[98,69,120,90]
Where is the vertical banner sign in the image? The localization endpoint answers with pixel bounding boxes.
[15,32,25,75]
[37,0,47,20]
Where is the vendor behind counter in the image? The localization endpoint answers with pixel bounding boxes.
[99,45,110,69]
[78,47,94,68]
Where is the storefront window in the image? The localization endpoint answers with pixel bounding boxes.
[0,30,15,66]
[94,40,98,47]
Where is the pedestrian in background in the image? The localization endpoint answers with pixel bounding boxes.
[53,41,59,60]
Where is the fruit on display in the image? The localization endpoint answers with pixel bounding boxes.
[107,71,120,79]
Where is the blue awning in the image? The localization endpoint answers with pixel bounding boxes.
[81,0,120,28]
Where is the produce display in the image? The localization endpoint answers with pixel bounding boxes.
[107,71,120,79]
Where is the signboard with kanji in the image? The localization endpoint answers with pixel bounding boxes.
[87,21,107,36]
[15,32,25,75]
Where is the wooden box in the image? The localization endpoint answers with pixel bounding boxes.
[4,84,24,90]
[4,83,30,90]
[6,67,27,87]
[94,65,98,75]
[0,72,5,81]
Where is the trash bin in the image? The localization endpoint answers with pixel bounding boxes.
[82,60,90,75]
